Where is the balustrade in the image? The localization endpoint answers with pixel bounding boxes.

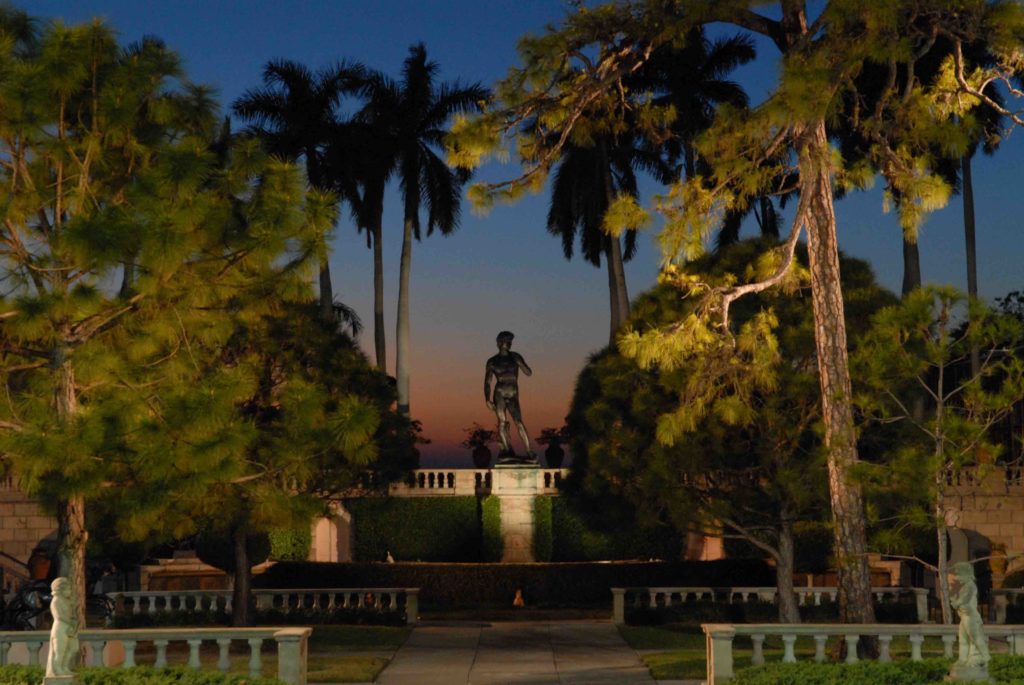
[702,622,1024,684]
[612,586,930,624]
[0,627,310,685]
[108,587,419,624]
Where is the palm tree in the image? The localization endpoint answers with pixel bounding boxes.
[359,44,486,415]
[233,60,362,321]
[547,134,669,344]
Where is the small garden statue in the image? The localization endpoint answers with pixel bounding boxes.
[45,577,79,683]
[946,561,990,682]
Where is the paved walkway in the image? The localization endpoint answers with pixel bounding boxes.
[376,620,657,684]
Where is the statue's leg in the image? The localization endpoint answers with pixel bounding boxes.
[495,396,512,453]
[509,400,532,454]
[971,619,990,662]
[959,621,969,663]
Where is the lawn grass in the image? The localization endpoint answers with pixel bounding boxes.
[306,655,389,683]
[307,625,411,650]
[619,624,957,681]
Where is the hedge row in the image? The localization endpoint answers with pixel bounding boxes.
[255,560,774,609]
[541,496,683,561]
[343,496,502,562]
[627,598,919,625]
[0,666,281,685]
[732,655,1024,684]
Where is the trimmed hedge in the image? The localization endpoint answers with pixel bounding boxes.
[254,560,774,609]
[344,496,501,562]
[544,496,683,561]
[269,527,312,562]
[733,655,1024,684]
[533,497,553,561]
[0,666,281,685]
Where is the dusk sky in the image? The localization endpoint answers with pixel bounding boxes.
[25,1,1024,465]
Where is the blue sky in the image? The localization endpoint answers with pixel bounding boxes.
[22,1,1024,463]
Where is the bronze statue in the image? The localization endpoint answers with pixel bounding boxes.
[484,331,535,462]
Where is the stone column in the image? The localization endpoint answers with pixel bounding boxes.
[493,466,541,563]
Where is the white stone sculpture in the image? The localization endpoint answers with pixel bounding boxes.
[45,577,79,682]
[946,561,990,682]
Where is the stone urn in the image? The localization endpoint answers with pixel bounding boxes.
[544,443,564,468]
[472,445,492,468]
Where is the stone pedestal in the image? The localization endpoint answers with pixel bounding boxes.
[494,465,541,563]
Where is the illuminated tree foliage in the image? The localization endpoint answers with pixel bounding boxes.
[450,0,1024,624]
[568,240,895,621]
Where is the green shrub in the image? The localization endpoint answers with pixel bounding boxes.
[0,667,282,685]
[255,560,774,609]
[345,496,500,562]
[731,659,952,685]
[533,497,553,562]
[269,527,312,562]
[110,610,230,628]
[481,496,502,562]
[549,496,681,561]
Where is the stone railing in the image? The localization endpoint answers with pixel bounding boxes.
[0,627,310,685]
[992,588,1024,624]
[612,586,930,624]
[107,587,419,624]
[702,622,1024,684]
[386,468,568,497]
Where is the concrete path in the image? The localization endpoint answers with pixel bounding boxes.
[376,620,656,684]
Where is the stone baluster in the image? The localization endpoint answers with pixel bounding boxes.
[216,638,232,672]
[828,589,838,603]
[909,633,924,661]
[225,594,233,613]
[941,633,956,658]
[878,634,893,662]
[85,639,106,666]
[148,596,157,615]
[154,639,169,668]
[209,594,219,613]
[798,591,807,606]
[132,596,142,615]
[25,641,42,666]
[813,634,828,663]
[123,640,137,668]
[844,635,860,664]
[247,638,264,678]
[648,590,657,608]
[781,634,797,663]
[814,591,823,606]
[187,639,203,668]
[326,592,337,611]
[750,634,765,666]
[874,591,884,602]
[0,641,9,666]
[311,593,321,611]
[995,592,1008,624]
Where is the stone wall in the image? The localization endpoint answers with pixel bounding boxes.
[0,477,56,564]
[944,467,1024,582]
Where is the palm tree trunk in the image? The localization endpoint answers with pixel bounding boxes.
[962,153,981,376]
[609,235,630,331]
[319,260,334,322]
[396,217,414,415]
[901,234,922,296]
[373,219,387,372]
[605,244,620,346]
[799,119,876,626]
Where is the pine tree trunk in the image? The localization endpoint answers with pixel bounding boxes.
[776,519,801,623]
[799,120,876,625]
[901,235,922,296]
[55,360,88,627]
[396,218,414,415]
[231,527,252,627]
[119,260,135,298]
[962,154,981,377]
[372,219,387,372]
[936,499,952,624]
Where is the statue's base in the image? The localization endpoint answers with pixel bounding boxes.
[495,452,538,467]
[945,662,990,682]
[44,676,78,685]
